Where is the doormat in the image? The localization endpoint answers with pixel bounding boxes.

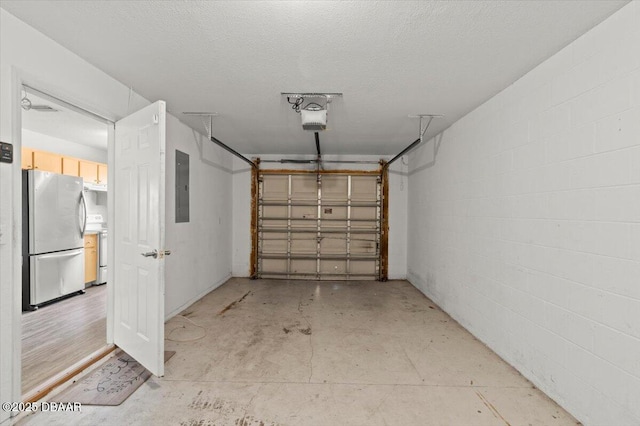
[54,349,175,406]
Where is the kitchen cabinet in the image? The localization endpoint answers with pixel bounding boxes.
[84,234,97,284]
[21,147,34,169]
[33,150,62,174]
[62,157,80,176]
[20,148,107,184]
[79,160,99,185]
[98,164,108,185]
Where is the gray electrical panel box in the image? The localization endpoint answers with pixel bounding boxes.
[175,150,189,223]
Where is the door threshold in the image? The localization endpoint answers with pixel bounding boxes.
[22,344,116,404]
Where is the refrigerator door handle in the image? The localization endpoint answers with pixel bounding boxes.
[36,248,84,260]
[79,190,88,237]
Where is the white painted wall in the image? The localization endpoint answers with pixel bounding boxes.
[22,128,108,163]
[0,10,233,421]
[407,3,640,425]
[232,154,408,279]
[164,115,233,318]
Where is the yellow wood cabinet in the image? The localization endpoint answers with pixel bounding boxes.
[97,164,108,185]
[62,157,80,176]
[79,160,99,185]
[21,147,34,169]
[32,150,62,174]
[21,148,106,183]
[84,234,97,283]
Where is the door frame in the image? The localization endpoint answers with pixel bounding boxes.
[251,165,390,281]
[10,73,118,403]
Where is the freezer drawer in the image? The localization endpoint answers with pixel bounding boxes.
[30,248,85,305]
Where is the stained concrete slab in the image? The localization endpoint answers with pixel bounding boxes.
[16,278,578,425]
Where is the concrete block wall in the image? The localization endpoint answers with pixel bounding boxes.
[407,2,640,425]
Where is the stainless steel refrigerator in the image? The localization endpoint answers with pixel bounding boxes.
[22,170,86,310]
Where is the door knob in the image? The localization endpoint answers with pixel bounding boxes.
[141,250,158,258]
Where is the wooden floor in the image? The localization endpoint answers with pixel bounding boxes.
[21,285,107,394]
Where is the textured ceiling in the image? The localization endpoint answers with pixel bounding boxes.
[1,1,629,155]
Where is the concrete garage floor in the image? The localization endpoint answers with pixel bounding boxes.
[19,278,577,425]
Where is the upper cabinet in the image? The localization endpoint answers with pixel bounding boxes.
[21,148,34,170]
[33,150,62,174]
[79,160,99,184]
[98,164,108,185]
[62,157,80,176]
[22,148,107,186]
[80,161,108,185]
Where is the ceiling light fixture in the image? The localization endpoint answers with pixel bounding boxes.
[21,95,32,111]
[30,105,60,112]
[20,93,59,112]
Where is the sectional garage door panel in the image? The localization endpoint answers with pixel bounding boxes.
[257,172,381,280]
[291,175,317,199]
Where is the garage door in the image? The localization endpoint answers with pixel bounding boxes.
[256,172,383,280]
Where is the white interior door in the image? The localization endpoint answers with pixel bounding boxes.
[113,101,166,376]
